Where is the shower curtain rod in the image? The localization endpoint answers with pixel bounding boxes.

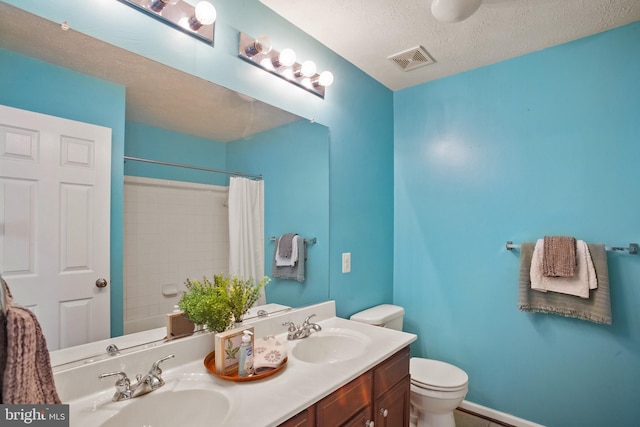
[124,156,262,180]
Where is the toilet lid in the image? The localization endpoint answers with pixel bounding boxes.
[410,358,468,391]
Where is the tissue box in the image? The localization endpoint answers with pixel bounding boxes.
[166,311,195,340]
[214,326,254,376]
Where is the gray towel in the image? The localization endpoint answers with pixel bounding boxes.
[518,242,611,325]
[272,236,306,282]
[277,233,297,259]
[1,278,61,404]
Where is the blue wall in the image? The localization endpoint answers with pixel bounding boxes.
[8,0,395,321]
[394,23,640,427]
[0,48,127,337]
[227,120,330,308]
[124,122,228,186]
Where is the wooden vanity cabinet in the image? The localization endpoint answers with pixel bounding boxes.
[278,346,410,427]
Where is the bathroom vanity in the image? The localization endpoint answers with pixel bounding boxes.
[280,346,410,427]
[53,301,416,427]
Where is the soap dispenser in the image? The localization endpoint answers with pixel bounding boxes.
[238,330,254,377]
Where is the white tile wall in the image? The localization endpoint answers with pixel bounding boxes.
[123,176,229,334]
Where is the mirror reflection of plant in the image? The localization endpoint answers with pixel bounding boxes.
[215,273,270,323]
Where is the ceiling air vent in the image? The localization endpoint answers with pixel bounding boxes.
[388,46,435,71]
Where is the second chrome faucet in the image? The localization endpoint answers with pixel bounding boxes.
[282,314,322,340]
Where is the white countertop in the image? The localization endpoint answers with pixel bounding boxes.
[56,302,417,427]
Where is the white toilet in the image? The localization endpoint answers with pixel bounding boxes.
[350,304,468,427]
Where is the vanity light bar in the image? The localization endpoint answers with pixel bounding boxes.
[118,0,216,44]
[238,32,333,99]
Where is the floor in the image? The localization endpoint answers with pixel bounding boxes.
[454,408,515,427]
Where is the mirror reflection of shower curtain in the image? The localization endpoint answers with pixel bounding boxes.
[228,177,266,305]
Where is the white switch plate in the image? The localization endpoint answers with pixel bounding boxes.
[342,252,351,273]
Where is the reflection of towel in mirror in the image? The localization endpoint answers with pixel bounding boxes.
[275,234,298,267]
[272,236,306,282]
[277,233,297,260]
[518,242,611,325]
[1,278,61,404]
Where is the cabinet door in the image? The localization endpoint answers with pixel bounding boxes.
[316,371,372,426]
[374,375,411,427]
[342,406,374,427]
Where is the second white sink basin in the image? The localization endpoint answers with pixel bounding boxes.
[291,328,371,364]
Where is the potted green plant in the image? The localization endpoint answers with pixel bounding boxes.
[178,274,270,332]
[178,276,232,333]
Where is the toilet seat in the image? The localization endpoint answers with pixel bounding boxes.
[410,358,468,392]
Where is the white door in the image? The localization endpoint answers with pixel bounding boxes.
[0,104,111,351]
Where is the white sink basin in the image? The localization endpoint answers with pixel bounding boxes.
[291,328,371,364]
[99,388,230,427]
[70,373,234,427]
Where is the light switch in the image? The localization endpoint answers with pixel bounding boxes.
[342,252,351,273]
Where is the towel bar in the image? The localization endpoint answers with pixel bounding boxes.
[270,236,317,244]
[506,241,638,255]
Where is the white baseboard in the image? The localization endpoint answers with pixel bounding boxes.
[459,400,545,427]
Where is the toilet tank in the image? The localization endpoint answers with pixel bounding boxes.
[349,304,404,331]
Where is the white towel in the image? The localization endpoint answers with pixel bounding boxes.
[253,335,287,373]
[275,235,298,267]
[530,239,597,298]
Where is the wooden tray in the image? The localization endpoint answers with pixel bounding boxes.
[203,351,287,382]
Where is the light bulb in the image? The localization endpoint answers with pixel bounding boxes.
[260,57,274,70]
[272,48,296,68]
[195,1,216,25]
[281,68,295,80]
[318,71,334,87]
[189,1,216,30]
[245,35,272,57]
[431,0,481,23]
[300,60,317,77]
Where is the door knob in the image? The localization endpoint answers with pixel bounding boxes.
[379,408,388,417]
[96,278,108,288]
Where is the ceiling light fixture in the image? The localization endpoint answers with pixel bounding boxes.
[118,0,216,44]
[238,32,334,99]
[431,0,482,23]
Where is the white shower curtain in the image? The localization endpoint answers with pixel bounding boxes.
[228,177,266,306]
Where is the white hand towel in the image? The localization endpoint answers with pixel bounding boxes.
[275,235,299,267]
[253,335,287,373]
[530,239,597,298]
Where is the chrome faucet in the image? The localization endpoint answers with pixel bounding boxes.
[99,354,175,401]
[282,314,322,340]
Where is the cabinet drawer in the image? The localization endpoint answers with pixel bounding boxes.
[374,346,410,398]
[316,371,373,426]
[279,406,315,427]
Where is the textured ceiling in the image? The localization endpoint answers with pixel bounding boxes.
[260,0,640,91]
[0,2,301,142]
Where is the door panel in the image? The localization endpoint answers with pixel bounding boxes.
[0,104,111,350]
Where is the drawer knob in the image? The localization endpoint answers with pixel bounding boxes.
[379,408,389,417]
[365,421,375,427]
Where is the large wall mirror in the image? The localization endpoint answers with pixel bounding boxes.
[0,2,329,366]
